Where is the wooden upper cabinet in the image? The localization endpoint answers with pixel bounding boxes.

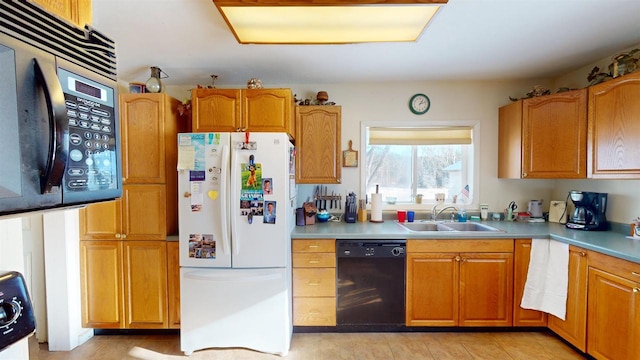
[295,106,341,184]
[191,89,241,133]
[588,71,640,179]
[33,0,92,28]
[499,89,587,179]
[120,93,181,185]
[191,88,294,139]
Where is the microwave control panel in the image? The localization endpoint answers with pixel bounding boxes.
[58,68,118,192]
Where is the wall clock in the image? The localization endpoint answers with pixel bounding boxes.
[409,93,430,115]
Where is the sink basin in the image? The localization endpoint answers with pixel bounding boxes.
[395,221,448,232]
[437,222,504,232]
[397,220,503,233]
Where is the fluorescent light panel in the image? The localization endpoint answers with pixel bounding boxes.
[215,2,444,44]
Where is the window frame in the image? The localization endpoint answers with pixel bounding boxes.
[360,120,480,211]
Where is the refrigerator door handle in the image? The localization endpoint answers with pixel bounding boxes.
[230,145,240,256]
[220,145,230,256]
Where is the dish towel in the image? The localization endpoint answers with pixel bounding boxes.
[520,238,569,320]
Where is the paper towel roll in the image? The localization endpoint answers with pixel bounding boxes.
[370,193,383,222]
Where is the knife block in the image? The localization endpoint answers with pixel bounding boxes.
[344,194,357,223]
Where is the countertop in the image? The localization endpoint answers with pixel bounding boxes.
[291,220,640,264]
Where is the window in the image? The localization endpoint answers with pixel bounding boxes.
[361,121,479,209]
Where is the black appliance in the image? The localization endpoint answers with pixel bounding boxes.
[0,271,36,352]
[336,240,406,328]
[0,1,121,217]
[566,191,609,231]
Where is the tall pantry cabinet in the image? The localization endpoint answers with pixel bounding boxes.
[79,93,183,329]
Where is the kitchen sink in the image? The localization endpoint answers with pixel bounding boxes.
[396,220,504,233]
[395,221,447,232]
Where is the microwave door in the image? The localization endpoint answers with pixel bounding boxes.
[0,33,62,216]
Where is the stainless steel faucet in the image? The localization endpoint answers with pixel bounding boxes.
[431,204,459,221]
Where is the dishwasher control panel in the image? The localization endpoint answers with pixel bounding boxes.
[337,240,406,258]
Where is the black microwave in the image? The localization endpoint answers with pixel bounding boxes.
[0,1,121,217]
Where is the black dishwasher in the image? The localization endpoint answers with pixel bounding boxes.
[336,240,406,328]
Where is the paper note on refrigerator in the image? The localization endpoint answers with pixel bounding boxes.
[177,146,196,170]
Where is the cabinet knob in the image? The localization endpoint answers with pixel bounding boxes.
[579,251,587,257]
[633,287,640,293]
[632,271,640,277]
[455,255,461,262]
[522,172,528,178]
[115,233,121,239]
[184,192,192,198]
[121,234,127,239]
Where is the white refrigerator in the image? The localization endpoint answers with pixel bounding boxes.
[177,132,296,356]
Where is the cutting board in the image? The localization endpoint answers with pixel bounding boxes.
[548,200,567,223]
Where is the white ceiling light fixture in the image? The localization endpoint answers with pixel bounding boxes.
[213,0,448,45]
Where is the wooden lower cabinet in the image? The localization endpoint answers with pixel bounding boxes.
[292,239,336,326]
[80,240,170,329]
[513,239,547,326]
[587,251,640,360]
[406,239,513,327]
[548,245,588,352]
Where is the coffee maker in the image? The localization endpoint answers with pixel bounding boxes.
[566,191,609,231]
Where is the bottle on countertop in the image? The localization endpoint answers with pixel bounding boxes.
[458,202,467,222]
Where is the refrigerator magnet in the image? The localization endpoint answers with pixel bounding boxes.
[241,163,262,190]
[262,178,273,195]
[264,201,276,224]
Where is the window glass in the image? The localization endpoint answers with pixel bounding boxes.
[362,122,477,207]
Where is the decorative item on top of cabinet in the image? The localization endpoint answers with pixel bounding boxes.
[587,71,640,179]
[191,88,294,139]
[296,105,341,184]
[498,88,587,179]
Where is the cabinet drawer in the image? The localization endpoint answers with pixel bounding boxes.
[292,239,335,253]
[588,250,640,282]
[293,297,336,326]
[292,253,336,268]
[293,268,336,297]
[408,239,514,253]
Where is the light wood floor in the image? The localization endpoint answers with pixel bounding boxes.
[30,331,587,360]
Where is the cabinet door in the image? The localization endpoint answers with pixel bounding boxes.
[498,101,523,179]
[166,241,180,329]
[80,241,123,328]
[123,241,168,329]
[522,89,587,178]
[243,89,293,136]
[33,0,92,28]
[406,253,458,326]
[295,106,341,184]
[121,184,167,240]
[459,253,513,327]
[79,199,122,240]
[548,246,587,352]
[588,71,640,178]
[120,94,169,184]
[587,267,640,360]
[191,88,241,132]
[513,239,547,326]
